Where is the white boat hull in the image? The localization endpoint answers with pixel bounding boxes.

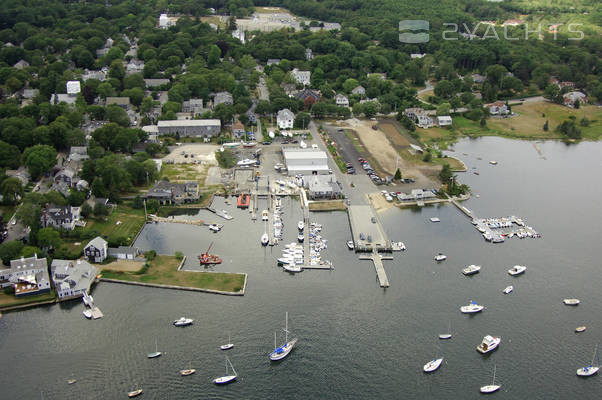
[214,375,237,384]
[270,338,298,361]
[220,344,234,350]
[577,366,599,377]
[461,305,484,314]
[563,299,580,305]
[180,369,196,376]
[283,264,303,273]
[503,286,513,294]
[480,384,501,393]
[477,337,501,354]
[439,334,452,340]
[423,358,443,372]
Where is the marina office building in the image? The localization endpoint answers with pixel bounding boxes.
[157,119,221,137]
[282,147,329,175]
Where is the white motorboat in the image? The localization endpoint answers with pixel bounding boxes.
[461,301,484,314]
[208,224,221,232]
[347,240,355,250]
[213,356,237,384]
[430,217,441,222]
[237,158,256,167]
[480,364,501,394]
[477,335,501,354]
[439,321,452,340]
[261,233,269,246]
[147,339,162,359]
[434,253,447,261]
[283,263,303,273]
[503,286,513,294]
[220,333,234,350]
[261,210,269,221]
[423,357,443,373]
[82,310,92,319]
[508,265,526,276]
[575,326,587,333]
[489,160,498,165]
[462,265,481,276]
[564,298,580,306]
[173,317,193,327]
[297,234,304,243]
[128,389,143,398]
[269,312,298,361]
[82,292,93,307]
[298,221,305,231]
[576,344,600,377]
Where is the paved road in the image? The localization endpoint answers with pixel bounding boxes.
[324,126,367,176]
[257,77,269,101]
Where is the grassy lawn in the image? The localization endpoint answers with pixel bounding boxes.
[308,200,347,211]
[400,149,465,171]
[415,126,459,148]
[101,255,246,293]
[161,163,208,184]
[0,289,56,309]
[454,103,601,140]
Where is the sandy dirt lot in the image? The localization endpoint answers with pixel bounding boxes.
[102,260,145,272]
[164,144,218,165]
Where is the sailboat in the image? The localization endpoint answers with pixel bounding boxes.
[180,361,196,376]
[127,388,143,398]
[439,321,452,340]
[147,339,161,359]
[220,333,234,350]
[423,343,444,373]
[480,364,501,393]
[213,356,237,384]
[269,312,298,361]
[576,344,600,377]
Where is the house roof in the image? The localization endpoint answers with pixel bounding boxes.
[294,89,320,101]
[158,119,220,128]
[85,236,107,250]
[66,81,81,94]
[277,108,295,120]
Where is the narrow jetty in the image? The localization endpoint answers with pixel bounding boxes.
[359,250,391,288]
[149,216,205,225]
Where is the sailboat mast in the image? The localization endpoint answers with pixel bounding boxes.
[285,312,288,343]
[492,364,496,384]
[274,331,277,349]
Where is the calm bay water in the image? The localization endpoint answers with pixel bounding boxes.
[1,137,601,399]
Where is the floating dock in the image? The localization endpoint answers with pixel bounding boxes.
[90,307,103,319]
[359,250,392,288]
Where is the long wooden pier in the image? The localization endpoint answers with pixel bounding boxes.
[359,250,392,288]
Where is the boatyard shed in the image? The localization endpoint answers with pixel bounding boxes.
[304,175,343,199]
[282,148,329,175]
[157,120,221,137]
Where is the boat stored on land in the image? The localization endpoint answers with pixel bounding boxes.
[477,335,501,354]
[262,210,269,221]
[236,194,250,208]
[298,221,305,231]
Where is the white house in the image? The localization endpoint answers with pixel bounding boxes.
[335,94,349,107]
[305,48,313,60]
[486,101,509,115]
[159,14,175,28]
[277,108,295,130]
[108,246,140,260]
[404,108,434,128]
[351,85,366,96]
[291,68,311,86]
[51,259,99,300]
[437,116,453,127]
[0,255,51,297]
[563,91,587,108]
[232,29,245,43]
[84,236,108,263]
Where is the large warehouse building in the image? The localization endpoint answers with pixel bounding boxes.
[157,119,221,137]
[282,147,329,175]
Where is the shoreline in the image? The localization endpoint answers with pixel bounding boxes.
[100,276,247,296]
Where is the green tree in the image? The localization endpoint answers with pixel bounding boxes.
[36,227,62,251]
[22,145,57,179]
[97,82,115,99]
[543,120,549,131]
[93,202,109,218]
[0,141,21,168]
[294,112,311,129]
[394,168,402,181]
[208,45,221,67]
[132,195,143,209]
[1,177,23,205]
[0,240,24,265]
[146,199,160,214]
[439,163,453,184]
[109,59,125,82]
[81,202,92,218]
[436,103,451,116]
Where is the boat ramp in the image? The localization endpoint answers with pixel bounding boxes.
[347,205,392,252]
[359,250,392,288]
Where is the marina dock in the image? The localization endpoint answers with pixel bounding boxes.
[90,307,103,319]
[347,205,391,252]
[359,250,392,288]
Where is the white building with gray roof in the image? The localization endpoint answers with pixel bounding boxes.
[0,255,51,297]
[157,120,221,137]
[51,259,99,300]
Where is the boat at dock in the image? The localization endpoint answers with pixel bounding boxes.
[283,263,303,273]
[298,221,305,231]
[199,242,222,265]
[462,265,481,276]
[208,224,221,232]
[477,335,501,354]
[347,240,354,250]
[236,194,250,208]
[297,234,304,243]
[173,317,194,327]
[434,253,447,261]
[508,265,526,276]
[461,301,484,314]
[480,364,501,394]
[269,312,298,361]
[564,298,580,306]
[127,389,143,398]
[82,310,92,319]
[262,210,269,221]
[214,356,237,384]
[82,292,93,307]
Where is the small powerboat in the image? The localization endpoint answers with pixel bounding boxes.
[434,253,447,262]
[83,310,92,319]
[173,317,194,327]
[430,217,440,222]
[503,286,513,294]
[347,240,354,250]
[575,326,586,333]
[209,224,221,232]
[508,265,526,276]
[477,335,501,354]
[297,234,304,243]
[261,233,269,246]
[462,265,481,276]
[128,389,143,398]
[460,301,484,314]
[564,298,580,306]
[298,221,305,231]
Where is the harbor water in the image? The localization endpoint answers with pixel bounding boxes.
[0,137,601,399]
